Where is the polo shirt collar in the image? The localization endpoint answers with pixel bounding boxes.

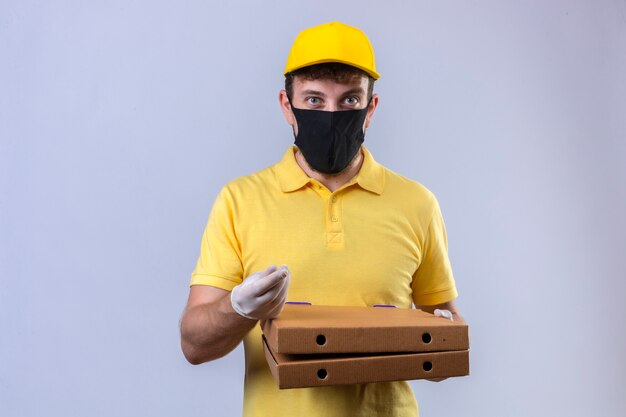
[274,147,311,192]
[355,146,385,195]
[275,146,385,195]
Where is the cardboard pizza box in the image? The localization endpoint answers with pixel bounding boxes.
[263,336,470,389]
[262,304,469,354]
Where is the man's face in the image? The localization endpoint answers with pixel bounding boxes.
[280,75,378,137]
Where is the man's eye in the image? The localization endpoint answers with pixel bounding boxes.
[306,97,320,105]
[344,97,359,105]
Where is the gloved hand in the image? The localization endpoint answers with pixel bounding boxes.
[434,309,453,321]
[428,308,454,383]
[231,265,290,321]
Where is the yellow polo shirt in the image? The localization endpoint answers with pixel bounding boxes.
[191,146,458,417]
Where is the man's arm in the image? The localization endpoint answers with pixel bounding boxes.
[180,265,290,365]
[416,299,465,324]
[180,285,256,365]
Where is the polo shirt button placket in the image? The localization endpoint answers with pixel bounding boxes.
[326,193,344,249]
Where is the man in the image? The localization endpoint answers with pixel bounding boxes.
[180,21,463,416]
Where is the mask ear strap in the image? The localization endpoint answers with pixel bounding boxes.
[285,92,298,140]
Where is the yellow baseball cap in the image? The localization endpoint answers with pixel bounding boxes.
[284,22,380,80]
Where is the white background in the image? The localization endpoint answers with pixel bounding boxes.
[2,1,625,416]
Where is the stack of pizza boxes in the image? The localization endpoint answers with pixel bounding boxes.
[261,303,470,389]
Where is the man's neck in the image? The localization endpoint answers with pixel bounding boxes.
[294,148,364,193]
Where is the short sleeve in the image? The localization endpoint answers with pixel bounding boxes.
[190,187,244,290]
[411,197,458,306]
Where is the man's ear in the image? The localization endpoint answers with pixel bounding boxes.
[279,90,296,126]
[364,93,379,129]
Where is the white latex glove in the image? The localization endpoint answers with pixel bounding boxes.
[231,265,290,320]
[429,308,454,383]
[434,309,453,321]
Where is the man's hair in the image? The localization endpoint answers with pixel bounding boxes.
[285,63,375,102]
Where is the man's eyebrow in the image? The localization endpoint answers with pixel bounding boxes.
[299,87,367,97]
[341,87,367,96]
[300,89,327,97]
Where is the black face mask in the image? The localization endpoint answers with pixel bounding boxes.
[291,105,369,174]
